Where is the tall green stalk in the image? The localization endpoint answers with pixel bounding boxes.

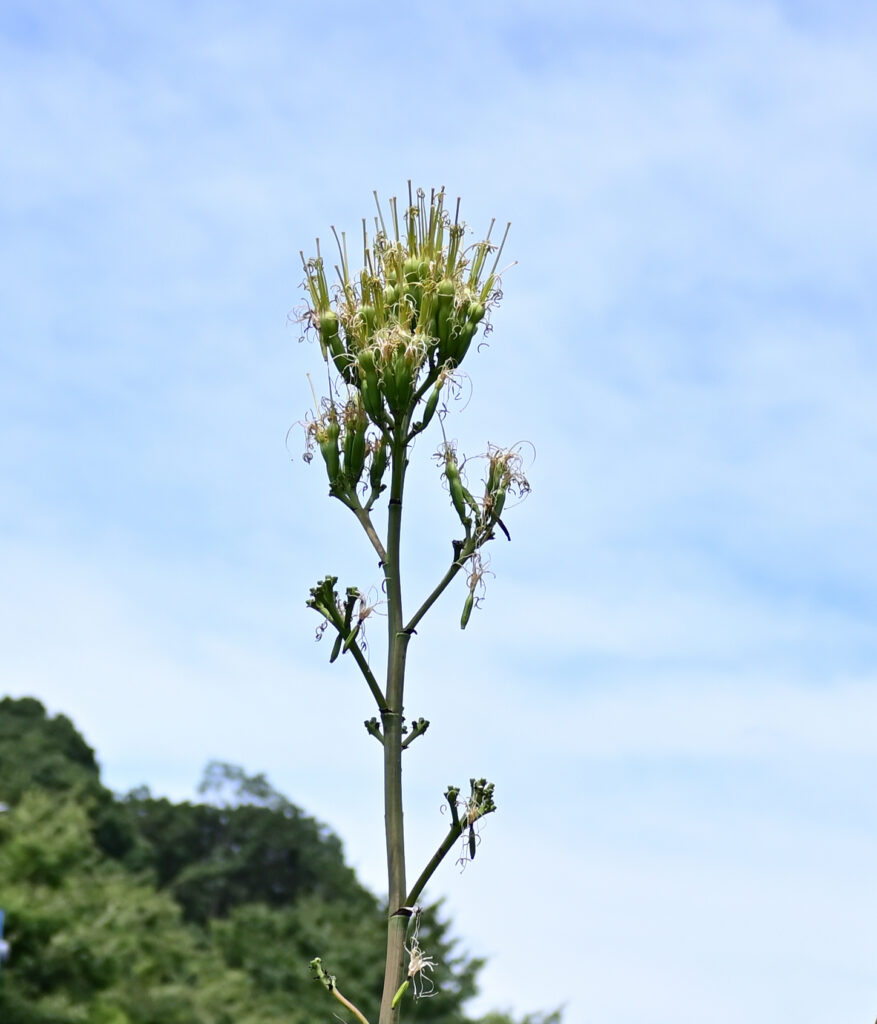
[378,433,410,1021]
[300,186,528,1024]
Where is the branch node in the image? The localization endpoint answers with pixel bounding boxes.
[364,717,384,744]
[401,718,430,749]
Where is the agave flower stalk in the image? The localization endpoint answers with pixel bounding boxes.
[298,184,527,1024]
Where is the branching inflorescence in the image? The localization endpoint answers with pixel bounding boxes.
[296,184,528,1024]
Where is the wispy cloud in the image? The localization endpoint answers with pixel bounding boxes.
[2,1,876,1020]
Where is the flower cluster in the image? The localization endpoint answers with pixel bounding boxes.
[300,185,510,436]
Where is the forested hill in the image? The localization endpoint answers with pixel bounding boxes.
[0,697,559,1024]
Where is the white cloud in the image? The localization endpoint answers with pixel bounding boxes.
[1,1,876,1020]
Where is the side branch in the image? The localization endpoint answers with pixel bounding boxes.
[404,781,496,910]
[348,642,388,712]
[307,576,388,712]
[353,504,389,565]
[404,544,472,635]
[404,819,464,911]
[309,958,372,1024]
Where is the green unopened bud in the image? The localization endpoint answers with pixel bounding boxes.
[436,278,455,350]
[369,435,388,494]
[444,451,469,527]
[357,349,383,423]
[306,576,340,621]
[485,451,512,520]
[358,304,377,339]
[389,345,417,415]
[417,376,443,432]
[342,399,368,487]
[391,979,410,1009]
[309,957,336,992]
[318,416,341,484]
[460,590,474,629]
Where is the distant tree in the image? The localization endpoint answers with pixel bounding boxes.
[0,697,135,859]
[197,760,291,810]
[0,697,100,801]
[123,787,366,923]
[0,791,262,1024]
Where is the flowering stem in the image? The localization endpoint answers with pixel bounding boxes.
[300,188,524,1024]
[378,428,411,1024]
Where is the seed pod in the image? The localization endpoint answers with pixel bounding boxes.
[445,453,469,526]
[468,822,477,860]
[452,320,478,364]
[329,632,343,663]
[417,287,437,342]
[468,302,486,326]
[319,310,349,380]
[419,378,442,431]
[391,980,410,1010]
[485,455,508,519]
[403,256,421,282]
[346,430,366,487]
[403,257,424,324]
[342,623,361,652]
[360,376,382,423]
[379,351,400,413]
[317,305,338,362]
[359,304,377,338]
[343,402,368,487]
[392,347,415,414]
[319,309,338,349]
[303,255,331,320]
[461,483,480,520]
[486,454,503,496]
[436,278,455,351]
[336,586,360,657]
[357,349,383,423]
[460,590,474,629]
[369,435,388,493]
[318,417,341,483]
[343,587,358,627]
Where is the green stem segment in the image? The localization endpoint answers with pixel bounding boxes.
[348,641,389,713]
[405,819,465,910]
[333,987,372,1024]
[378,427,411,1024]
[405,543,473,635]
[309,959,372,1024]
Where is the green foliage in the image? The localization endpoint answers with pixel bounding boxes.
[122,789,367,924]
[0,791,258,1024]
[0,696,136,861]
[0,697,99,800]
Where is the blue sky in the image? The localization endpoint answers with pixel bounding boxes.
[2,1,876,1021]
